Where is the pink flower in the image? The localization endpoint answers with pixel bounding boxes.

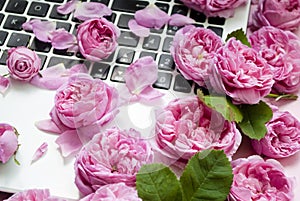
[229,155,294,201]
[180,0,247,18]
[0,123,18,163]
[250,26,300,94]
[170,25,223,86]
[250,0,300,31]
[74,127,154,195]
[124,56,164,101]
[79,183,141,201]
[77,18,120,62]
[154,96,241,168]
[208,38,274,104]
[36,73,119,157]
[6,47,41,81]
[251,105,300,158]
[4,189,66,201]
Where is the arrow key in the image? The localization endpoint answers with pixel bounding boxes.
[116,48,135,64]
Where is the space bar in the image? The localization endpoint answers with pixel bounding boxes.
[111,0,149,13]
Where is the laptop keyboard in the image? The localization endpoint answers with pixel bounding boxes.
[0,0,228,94]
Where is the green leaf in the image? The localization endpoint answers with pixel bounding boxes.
[136,163,183,201]
[180,150,233,201]
[237,101,273,140]
[197,90,243,123]
[225,28,251,47]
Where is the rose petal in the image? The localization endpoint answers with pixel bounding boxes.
[35,119,62,134]
[124,56,164,101]
[55,130,83,157]
[169,14,195,26]
[22,19,56,43]
[74,2,112,21]
[31,142,48,164]
[135,4,170,29]
[57,0,78,15]
[128,19,150,37]
[50,29,78,50]
[0,130,18,163]
[0,75,10,96]
[30,63,88,90]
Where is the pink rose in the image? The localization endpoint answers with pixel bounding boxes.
[154,96,241,168]
[77,18,120,62]
[180,0,247,18]
[229,155,294,201]
[0,123,18,163]
[52,73,119,130]
[208,38,274,104]
[74,127,154,195]
[170,25,223,86]
[6,46,41,81]
[250,26,300,94]
[79,183,141,201]
[251,105,300,158]
[251,0,300,31]
[4,189,66,201]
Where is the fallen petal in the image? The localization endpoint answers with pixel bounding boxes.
[169,14,195,26]
[74,2,112,21]
[128,19,150,37]
[135,4,170,29]
[50,28,77,50]
[31,142,48,164]
[35,119,62,134]
[0,75,10,96]
[138,86,164,100]
[57,0,78,15]
[22,19,56,42]
[55,130,83,157]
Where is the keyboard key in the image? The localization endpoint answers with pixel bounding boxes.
[50,5,70,20]
[0,50,8,65]
[111,66,126,83]
[173,74,192,93]
[90,0,109,5]
[45,0,64,3]
[0,0,5,10]
[0,31,8,45]
[48,56,89,69]
[158,0,171,2]
[5,0,28,14]
[162,37,173,52]
[104,13,116,23]
[208,17,225,25]
[102,51,115,62]
[158,54,174,71]
[117,14,134,29]
[116,48,135,64]
[56,22,72,31]
[167,24,182,35]
[172,5,188,15]
[30,38,52,52]
[27,2,50,17]
[7,33,31,47]
[53,49,74,56]
[112,0,149,13]
[190,10,206,23]
[118,31,139,47]
[207,26,223,37]
[142,35,161,50]
[0,13,4,25]
[140,51,157,59]
[4,15,27,30]
[153,72,172,90]
[155,2,169,13]
[37,54,47,68]
[91,62,110,80]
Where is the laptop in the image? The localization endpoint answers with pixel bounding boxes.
[0,0,251,200]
